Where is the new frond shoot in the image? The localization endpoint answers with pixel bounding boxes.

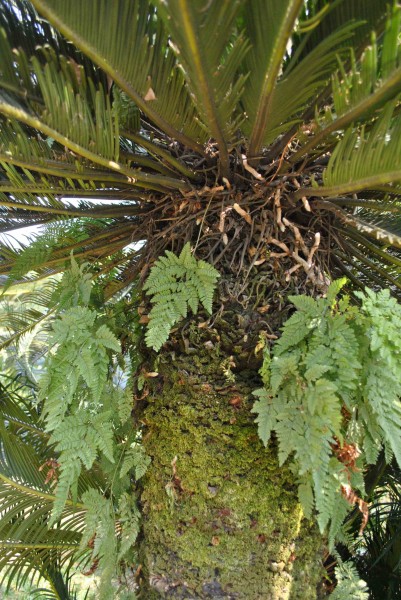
[252,280,401,546]
[143,243,219,351]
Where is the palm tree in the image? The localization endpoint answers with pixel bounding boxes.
[1,0,401,597]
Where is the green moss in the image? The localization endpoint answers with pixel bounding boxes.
[139,332,323,599]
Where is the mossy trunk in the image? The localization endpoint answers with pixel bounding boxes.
[139,312,324,599]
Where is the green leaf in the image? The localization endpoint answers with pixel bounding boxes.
[326,277,347,305]
[120,445,151,480]
[331,561,369,600]
[292,5,401,162]
[245,0,304,158]
[253,284,401,542]
[318,102,401,196]
[30,0,205,153]
[0,89,183,193]
[246,20,357,147]
[155,0,249,175]
[144,243,219,351]
[298,478,314,519]
[251,389,276,447]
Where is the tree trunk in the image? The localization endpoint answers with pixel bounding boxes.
[139,306,324,599]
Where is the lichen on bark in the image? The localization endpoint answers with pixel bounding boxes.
[138,316,323,599]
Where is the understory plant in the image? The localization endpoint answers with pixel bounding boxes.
[0,262,147,599]
[253,280,401,547]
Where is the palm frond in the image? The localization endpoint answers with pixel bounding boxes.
[351,461,401,599]
[295,0,389,62]
[292,5,401,162]
[0,381,90,595]
[0,279,57,376]
[309,102,401,197]
[0,97,182,194]
[30,0,205,153]
[245,0,304,158]
[247,21,356,147]
[155,0,249,176]
[0,21,188,192]
[0,219,139,282]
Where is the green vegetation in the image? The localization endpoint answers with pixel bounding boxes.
[1,0,401,597]
[253,281,401,546]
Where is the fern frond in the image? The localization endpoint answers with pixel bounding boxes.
[331,561,369,600]
[79,488,117,600]
[253,283,401,544]
[120,444,151,481]
[144,243,219,351]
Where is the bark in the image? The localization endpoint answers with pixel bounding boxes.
[138,309,324,599]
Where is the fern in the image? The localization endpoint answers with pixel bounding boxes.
[356,288,401,466]
[331,561,369,600]
[120,443,151,480]
[80,489,117,600]
[39,305,119,425]
[39,302,120,523]
[117,492,141,561]
[143,243,219,351]
[252,282,401,545]
[23,260,150,597]
[56,253,93,308]
[79,490,141,600]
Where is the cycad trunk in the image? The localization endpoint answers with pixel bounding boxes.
[139,304,324,599]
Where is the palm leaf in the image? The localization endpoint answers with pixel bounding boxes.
[155,0,249,176]
[246,21,357,147]
[244,0,304,158]
[351,462,401,599]
[296,0,389,61]
[308,102,401,197]
[0,381,90,596]
[0,95,181,194]
[0,281,57,378]
[292,5,401,163]
[29,0,205,153]
[0,25,187,192]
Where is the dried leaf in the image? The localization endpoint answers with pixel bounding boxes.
[341,484,369,534]
[229,395,242,407]
[332,439,361,470]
